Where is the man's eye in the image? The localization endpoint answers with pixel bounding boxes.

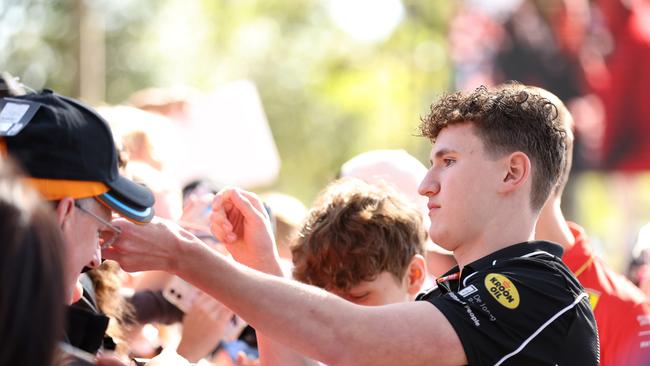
[443,158,455,167]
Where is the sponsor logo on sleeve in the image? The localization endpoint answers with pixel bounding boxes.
[460,291,499,323]
[465,305,480,327]
[484,273,520,309]
[468,294,497,321]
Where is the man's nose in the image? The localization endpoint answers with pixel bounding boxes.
[88,246,102,269]
[419,170,441,196]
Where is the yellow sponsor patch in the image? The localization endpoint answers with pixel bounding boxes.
[586,289,601,310]
[484,273,520,309]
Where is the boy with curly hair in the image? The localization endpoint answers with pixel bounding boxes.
[292,178,427,306]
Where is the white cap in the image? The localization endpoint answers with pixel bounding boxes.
[340,149,451,254]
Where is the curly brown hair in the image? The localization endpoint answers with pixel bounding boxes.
[291,178,426,292]
[419,84,567,210]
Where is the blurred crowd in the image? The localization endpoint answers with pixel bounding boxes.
[451,0,650,290]
[2,0,650,365]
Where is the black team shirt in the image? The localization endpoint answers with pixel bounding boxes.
[417,241,599,365]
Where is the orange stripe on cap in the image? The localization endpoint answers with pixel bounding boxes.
[25,178,110,201]
[0,138,7,157]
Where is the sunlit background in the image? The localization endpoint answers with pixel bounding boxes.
[2,0,650,273]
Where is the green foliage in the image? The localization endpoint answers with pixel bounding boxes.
[1,0,455,203]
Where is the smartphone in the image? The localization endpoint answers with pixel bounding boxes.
[162,276,198,313]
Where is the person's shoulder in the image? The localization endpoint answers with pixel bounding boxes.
[472,245,582,301]
[489,242,568,277]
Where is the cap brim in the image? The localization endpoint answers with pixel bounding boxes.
[98,175,155,223]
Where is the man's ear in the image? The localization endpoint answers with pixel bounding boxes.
[55,196,76,231]
[499,152,531,194]
[404,254,427,296]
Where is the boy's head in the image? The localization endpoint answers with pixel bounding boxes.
[292,178,427,305]
[419,84,567,212]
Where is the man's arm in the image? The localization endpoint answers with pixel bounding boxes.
[104,196,466,366]
[255,336,319,366]
[185,242,466,366]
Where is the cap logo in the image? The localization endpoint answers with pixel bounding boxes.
[0,98,40,136]
[484,273,520,309]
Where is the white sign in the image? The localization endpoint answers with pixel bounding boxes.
[166,80,280,188]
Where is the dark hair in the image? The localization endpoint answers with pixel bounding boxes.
[419,84,567,210]
[292,178,426,292]
[0,159,66,366]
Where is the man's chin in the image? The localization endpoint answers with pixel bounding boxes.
[425,239,453,255]
[428,231,455,252]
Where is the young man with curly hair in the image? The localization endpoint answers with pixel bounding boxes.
[105,84,599,365]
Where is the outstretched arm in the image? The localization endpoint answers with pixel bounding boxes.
[103,191,466,366]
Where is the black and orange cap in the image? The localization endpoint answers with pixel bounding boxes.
[0,90,154,223]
